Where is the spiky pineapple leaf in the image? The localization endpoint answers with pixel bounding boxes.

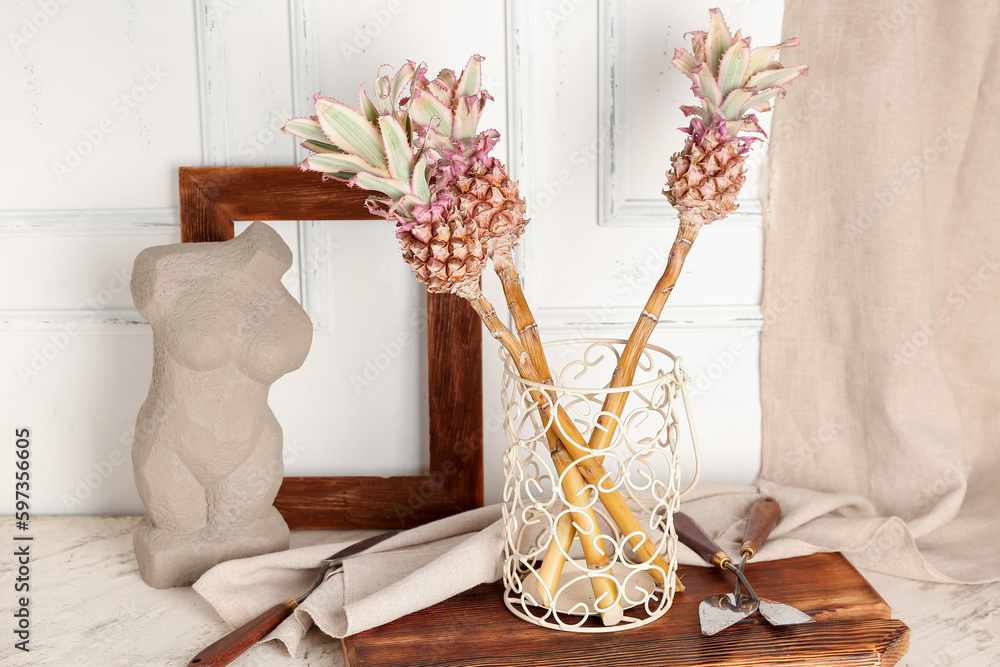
[739,88,785,116]
[314,98,388,171]
[410,91,453,139]
[378,115,414,183]
[301,139,344,154]
[390,62,415,107]
[706,9,734,75]
[452,97,481,142]
[353,172,411,199]
[359,86,379,123]
[719,89,753,119]
[456,54,483,97]
[395,193,425,217]
[411,154,431,202]
[374,75,394,115]
[747,46,781,79]
[673,48,699,78]
[419,127,453,154]
[747,38,800,78]
[428,79,453,108]
[693,64,723,106]
[283,117,330,144]
[436,68,457,88]
[717,39,751,96]
[745,64,808,91]
[306,152,386,177]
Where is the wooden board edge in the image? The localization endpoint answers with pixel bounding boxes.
[880,620,910,666]
[341,637,353,667]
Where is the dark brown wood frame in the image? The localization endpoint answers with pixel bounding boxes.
[178,166,483,529]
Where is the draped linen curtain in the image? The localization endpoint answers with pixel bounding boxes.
[758,0,1000,583]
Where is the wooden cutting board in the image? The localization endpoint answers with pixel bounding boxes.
[342,552,909,666]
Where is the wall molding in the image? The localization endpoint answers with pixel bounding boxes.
[0,309,147,330]
[194,0,231,166]
[597,0,761,228]
[0,210,177,331]
[504,0,539,326]
[289,0,331,334]
[2,1,335,334]
[533,304,763,336]
[289,0,319,164]
[0,209,178,234]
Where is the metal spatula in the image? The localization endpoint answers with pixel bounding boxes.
[673,511,760,635]
[734,498,815,627]
[188,530,399,667]
[673,502,815,635]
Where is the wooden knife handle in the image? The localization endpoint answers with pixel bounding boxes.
[673,512,732,571]
[188,600,297,667]
[741,497,781,559]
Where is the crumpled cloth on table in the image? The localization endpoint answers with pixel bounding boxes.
[192,486,916,657]
[193,505,506,656]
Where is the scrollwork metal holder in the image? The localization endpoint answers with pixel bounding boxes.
[500,338,700,632]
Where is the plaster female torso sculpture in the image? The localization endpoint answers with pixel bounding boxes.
[130,222,312,588]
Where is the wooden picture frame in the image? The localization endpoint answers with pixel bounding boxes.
[178,166,483,529]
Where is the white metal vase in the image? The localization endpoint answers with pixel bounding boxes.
[500,338,700,632]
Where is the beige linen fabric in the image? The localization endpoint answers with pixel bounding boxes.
[759,0,1000,584]
[193,506,505,656]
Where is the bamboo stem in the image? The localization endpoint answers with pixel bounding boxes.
[466,272,622,622]
[535,510,574,605]
[463,287,672,586]
[496,249,627,605]
[586,219,701,454]
[549,445,623,625]
[492,250,548,377]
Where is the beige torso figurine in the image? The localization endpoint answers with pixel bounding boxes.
[130,222,312,588]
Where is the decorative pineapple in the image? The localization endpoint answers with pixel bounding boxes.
[586,8,807,456]
[407,58,528,261]
[282,59,465,294]
[665,8,807,225]
[284,56,527,295]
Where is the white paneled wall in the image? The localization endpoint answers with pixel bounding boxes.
[1,0,781,515]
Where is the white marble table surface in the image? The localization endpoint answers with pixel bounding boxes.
[2,516,997,666]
